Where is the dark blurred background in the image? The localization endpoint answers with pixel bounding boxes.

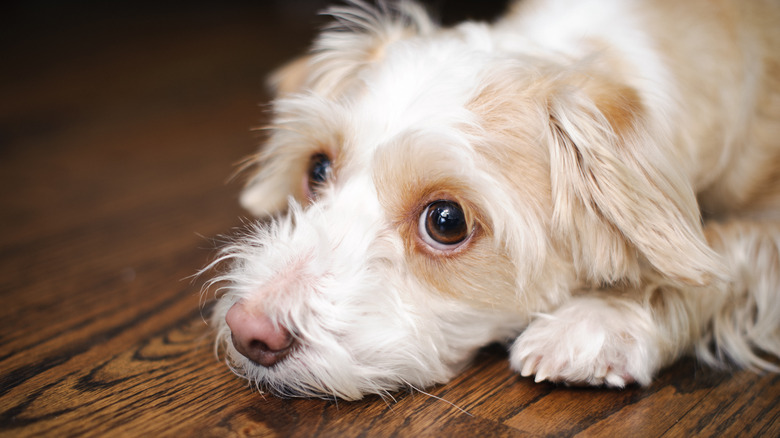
[1,0,510,129]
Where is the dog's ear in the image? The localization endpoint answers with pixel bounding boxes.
[267,55,315,97]
[547,76,722,286]
[239,153,301,218]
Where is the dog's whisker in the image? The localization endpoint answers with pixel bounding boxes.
[408,384,472,417]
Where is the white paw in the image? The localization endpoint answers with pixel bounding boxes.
[509,297,663,387]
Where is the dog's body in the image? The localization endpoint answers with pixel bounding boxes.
[209,0,780,399]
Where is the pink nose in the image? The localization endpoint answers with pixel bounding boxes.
[225,302,295,367]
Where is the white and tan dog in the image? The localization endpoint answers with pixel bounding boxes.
[207,0,780,399]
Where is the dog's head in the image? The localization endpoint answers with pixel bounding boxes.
[209,1,720,399]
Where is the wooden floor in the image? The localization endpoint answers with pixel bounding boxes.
[1,1,777,436]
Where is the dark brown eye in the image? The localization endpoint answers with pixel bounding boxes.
[419,200,470,250]
[306,153,332,198]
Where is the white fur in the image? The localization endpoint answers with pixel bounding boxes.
[511,295,664,387]
[206,0,780,399]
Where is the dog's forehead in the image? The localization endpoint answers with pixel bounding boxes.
[337,34,489,162]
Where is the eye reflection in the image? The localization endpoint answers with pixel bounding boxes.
[419,200,470,250]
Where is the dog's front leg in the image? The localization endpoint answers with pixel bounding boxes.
[510,220,780,387]
[508,290,687,387]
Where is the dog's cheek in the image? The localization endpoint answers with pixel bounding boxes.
[405,227,520,310]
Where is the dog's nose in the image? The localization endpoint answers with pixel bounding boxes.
[225,302,295,367]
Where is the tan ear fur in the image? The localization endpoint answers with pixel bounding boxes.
[239,156,304,218]
[268,55,315,96]
[548,75,724,286]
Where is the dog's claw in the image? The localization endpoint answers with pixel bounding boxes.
[520,358,536,377]
[605,373,626,388]
[534,365,549,382]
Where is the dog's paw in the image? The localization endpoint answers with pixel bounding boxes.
[509,296,663,387]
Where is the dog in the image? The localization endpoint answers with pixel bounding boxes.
[206,0,780,400]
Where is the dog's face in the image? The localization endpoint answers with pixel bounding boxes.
[210,3,719,399]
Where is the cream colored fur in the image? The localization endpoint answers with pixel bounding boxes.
[207,0,780,398]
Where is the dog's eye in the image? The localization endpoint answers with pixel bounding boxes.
[419,200,470,250]
[306,153,332,198]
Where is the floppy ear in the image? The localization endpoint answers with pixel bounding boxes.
[547,76,723,286]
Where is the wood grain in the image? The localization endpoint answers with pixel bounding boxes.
[0,1,777,437]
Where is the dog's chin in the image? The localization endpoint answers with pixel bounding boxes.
[218,340,393,400]
[214,319,456,400]
[219,349,458,400]
[212,291,524,400]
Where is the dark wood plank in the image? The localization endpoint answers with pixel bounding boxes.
[0,1,777,437]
